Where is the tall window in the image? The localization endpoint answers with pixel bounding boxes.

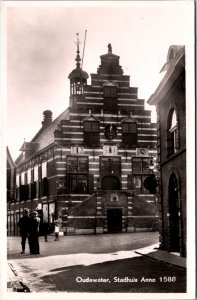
[31,164,39,199]
[16,174,20,201]
[122,121,137,147]
[167,108,178,156]
[19,171,29,201]
[132,157,152,193]
[27,168,32,184]
[40,161,48,197]
[34,165,39,181]
[103,85,118,110]
[67,156,89,193]
[84,120,100,146]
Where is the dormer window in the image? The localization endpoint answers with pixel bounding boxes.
[83,118,100,146]
[103,86,117,98]
[122,120,137,147]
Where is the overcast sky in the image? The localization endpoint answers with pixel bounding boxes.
[3,1,194,160]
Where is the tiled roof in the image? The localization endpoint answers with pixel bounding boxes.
[15,108,69,165]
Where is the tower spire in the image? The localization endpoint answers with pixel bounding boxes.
[75,33,81,68]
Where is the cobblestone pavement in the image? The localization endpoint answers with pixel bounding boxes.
[7,232,186,294]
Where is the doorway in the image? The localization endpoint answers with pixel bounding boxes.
[107,208,122,233]
[168,174,180,252]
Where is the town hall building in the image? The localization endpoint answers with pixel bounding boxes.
[7,41,158,236]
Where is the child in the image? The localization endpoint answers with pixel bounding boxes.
[54,220,59,241]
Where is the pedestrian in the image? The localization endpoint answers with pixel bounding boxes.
[42,220,49,242]
[54,220,59,241]
[18,209,30,254]
[29,211,40,254]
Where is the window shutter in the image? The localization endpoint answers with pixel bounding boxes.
[88,174,94,194]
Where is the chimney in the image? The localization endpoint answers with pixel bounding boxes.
[42,110,52,128]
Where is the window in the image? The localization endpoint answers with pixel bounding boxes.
[103,86,117,98]
[27,169,32,184]
[84,120,100,146]
[132,157,152,193]
[34,165,39,181]
[122,121,137,147]
[31,164,39,199]
[100,157,121,175]
[67,157,89,193]
[40,161,48,197]
[18,171,29,201]
[103,85,118,110]
[166,108,178,156]
[16,174,20,187]
[21,172,25,185]
[41,161,47,178]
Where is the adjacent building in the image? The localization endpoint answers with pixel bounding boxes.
[148,45,186,256]
[7,42,158,236]
[7,147,16,235]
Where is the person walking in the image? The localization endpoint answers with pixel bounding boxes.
[29,211,40,254]
[54,220,60,241]
[42,220,49,242]
[18,209,30,254]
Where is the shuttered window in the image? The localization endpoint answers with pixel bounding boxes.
[84,121,100,146]
[122,122,137,147]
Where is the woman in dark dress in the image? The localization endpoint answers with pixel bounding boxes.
[29,211,40,254]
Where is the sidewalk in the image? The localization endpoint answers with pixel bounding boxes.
[7,262,31,292]
[135,247,186,269]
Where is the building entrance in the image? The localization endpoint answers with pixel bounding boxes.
[107,208,122,233]
[168,174,180,252]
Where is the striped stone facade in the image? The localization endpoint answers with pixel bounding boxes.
[7,45,158,236]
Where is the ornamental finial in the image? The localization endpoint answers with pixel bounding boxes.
[75,33,81,68]
[108,43,112,54]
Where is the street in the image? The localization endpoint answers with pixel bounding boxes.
[7,232,186,293]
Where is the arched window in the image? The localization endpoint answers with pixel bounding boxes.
[167,108,178,156]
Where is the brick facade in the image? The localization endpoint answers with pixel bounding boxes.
[7,44,158,236]
[148,46,186,257]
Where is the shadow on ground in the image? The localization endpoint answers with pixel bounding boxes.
[40,255,186,293]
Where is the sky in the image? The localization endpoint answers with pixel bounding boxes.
[3,0,194,160]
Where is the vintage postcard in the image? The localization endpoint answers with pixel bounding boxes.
[1,1,195,299]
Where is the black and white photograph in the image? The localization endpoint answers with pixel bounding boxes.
[1,0,195,299]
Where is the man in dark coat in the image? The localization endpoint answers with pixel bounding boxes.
[29,211,40,254]
[18,209,30,254]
